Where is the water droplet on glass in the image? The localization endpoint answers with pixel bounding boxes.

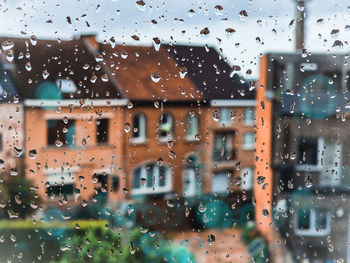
[212,110,220,121]
[198,202,207,213]
[42,70,49,79]
[25,61,32,71]
[152,37,161,51]
[208,234,216,245]
[200,27,210,36]
[124,123,131,133]
[2,40,14,51]
[101,74,109,82]
[214,5,223,16]
[239,10,248,20]
[151,72,161,83]
[13,147,23,157]
[135,0,146,12]
[30,35,37,46]
[179,66,188,79]
[257,176,266,185]
[28,149,37,159]
[262,209,269,218]
[188,9,195,17]
[225,28,236,38]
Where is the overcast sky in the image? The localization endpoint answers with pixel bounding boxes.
[0,0,349,78]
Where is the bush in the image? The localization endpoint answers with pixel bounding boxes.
[58,226,122,263]
[0,220,107,263]
[0,168,42,219]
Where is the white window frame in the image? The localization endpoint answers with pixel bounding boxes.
[241,167,254,190]
[131,163,172,195]
[132,113,146,144]
[294,208,331,236]
[244,108,255,126]
[56,79,78,93]
[45,168,77,197]
[242,133,255,150]
[185,114,199,141]
[159,113,173,142]
[296,137,324,172]
[219,108,232,126]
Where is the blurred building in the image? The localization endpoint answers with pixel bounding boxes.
[255,53,350,262]
[0,35,256,225]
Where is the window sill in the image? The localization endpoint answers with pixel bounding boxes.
[131,187,172,196]
[294,229,330,237]
[242,145,255,151]
[131,138,148,145]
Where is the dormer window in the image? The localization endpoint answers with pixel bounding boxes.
[56,79,77,93]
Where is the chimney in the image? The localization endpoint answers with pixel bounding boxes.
[295,0,306,51]
[78,34,99,52]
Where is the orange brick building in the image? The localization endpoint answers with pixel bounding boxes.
[0,35,256,210]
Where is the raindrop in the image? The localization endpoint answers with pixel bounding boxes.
[136,0,146,12]
[2,40,14,51]
[152,37,161,51]
[124,123,131,133]
[90,74,97,83]
[6,50,14,62]
[169,150,176,159]
[188,9,195,17]
[28,149,37,159]
[55,140,63,147]
[239,10,248,20]
[262,209,269,218]
[198,202,207,213]
[208,234,215,245]
[81,138,87,149]
[212,110,220,121]
[13,147,23,157]
[179,66,188,79]
[121,51,128,59]
[25,61,32,71]
[305,176,313,188]
[225,28,236,38]
[42,70,49,79]
[214,5,223,16]
[200,27,210,36]
[127,102,134,109]
[332,40,343,49]
[257,176,266,185]
[101,74,109,82]
[30,35,37,46]
[151,72,161,83]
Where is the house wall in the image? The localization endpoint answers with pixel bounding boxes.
[123,104,256,198]
[24,105,125,203]
[0,103,24,169]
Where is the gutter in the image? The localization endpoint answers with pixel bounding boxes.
[23,99,129,107]
[210,99,256,107]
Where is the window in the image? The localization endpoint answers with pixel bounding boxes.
[132,113,146,143]
[241,167,254,190]
[96,118,109,144]
[45,170,75,198]
[212,172,231,193]
[244,108,255,125]
[295,208,331,236]
[159,113,173,141]
[56,79,77,93]
[219,108,232,126]
[243,133,255,150]
[183,155,200,197]
[47,119,76,147]
[132,162,172,195]
[213,132,234,161]
[112,176,119,192]
[297,137,320,166]
[185,113,199,141]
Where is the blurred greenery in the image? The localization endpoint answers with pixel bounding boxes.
[0,168,42,219]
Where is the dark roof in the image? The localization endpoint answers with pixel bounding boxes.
[164,44,255,100]
[0,37,123,101]
[101,44,200,102]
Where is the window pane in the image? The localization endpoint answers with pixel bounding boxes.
[96,118,109,144]
[297,209,311,230]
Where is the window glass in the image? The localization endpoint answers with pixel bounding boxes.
[213,132,234,161]
[47,119,76,147]
[185,113,199,141]
[244,108,255,125]
[212,172,230,193]
[56,79,77,93]
[241,167,254,190]
[132,113,146,142]
[96,118,109,144]
[243,133,255,150]
[159,113,173,140]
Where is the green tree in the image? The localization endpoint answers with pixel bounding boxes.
[0,167,42,219]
